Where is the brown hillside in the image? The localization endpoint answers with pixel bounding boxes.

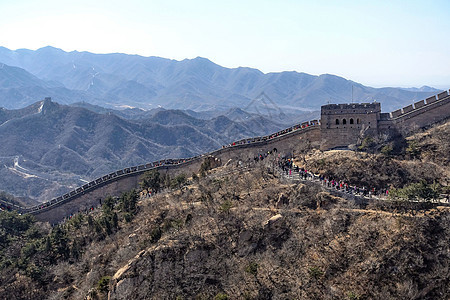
[406,120,450,167]
[0,162,448,300]
[0,120,449,299]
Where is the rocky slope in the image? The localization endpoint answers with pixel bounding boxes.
[0,159,448,299]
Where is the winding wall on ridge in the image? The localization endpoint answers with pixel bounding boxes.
[2,90,449,224]
[28,124,321,224]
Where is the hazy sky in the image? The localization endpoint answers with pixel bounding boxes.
[1,0,449,88]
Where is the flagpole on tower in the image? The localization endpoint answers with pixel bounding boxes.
[351,84,354,103]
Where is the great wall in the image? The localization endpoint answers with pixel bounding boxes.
[320,90,450,149]
[1,90,449,224]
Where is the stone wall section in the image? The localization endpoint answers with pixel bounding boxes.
[34,175,139,224]
[414,100,425,109]
[390,92,450,131]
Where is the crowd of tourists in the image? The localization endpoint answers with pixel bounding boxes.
[253,148,278,162]
[277,157,390,199]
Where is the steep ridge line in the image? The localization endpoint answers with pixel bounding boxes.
[0,120,320,215]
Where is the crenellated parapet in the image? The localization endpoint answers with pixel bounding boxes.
[390,91,449,120]
[321,102,380,112]
[387,89,450,130]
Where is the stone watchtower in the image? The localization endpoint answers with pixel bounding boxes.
[320,102,381,150]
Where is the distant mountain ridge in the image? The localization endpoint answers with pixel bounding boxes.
[0,46,443,112]
[399,86,440,92]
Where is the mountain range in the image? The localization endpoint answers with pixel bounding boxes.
[0,46,445,202]
[0,98,306,202]
[0,46,442,112]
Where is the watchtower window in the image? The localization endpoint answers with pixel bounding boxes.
[357,118,360,124]
[350,118,354,124]
[342,119,347,125]
[335,119,339,125]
